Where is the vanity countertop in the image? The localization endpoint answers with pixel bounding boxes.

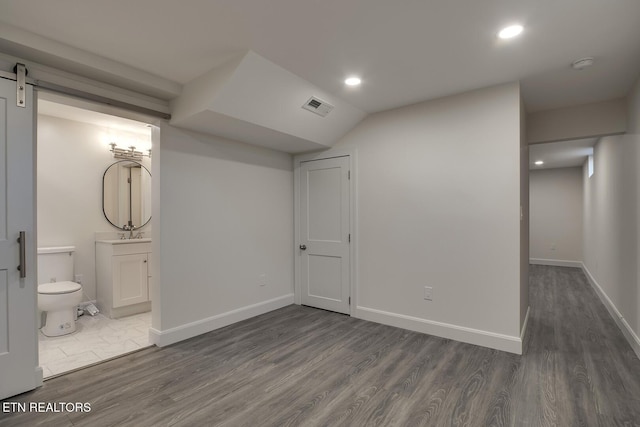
[96,238,152,244]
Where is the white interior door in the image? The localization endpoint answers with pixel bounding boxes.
[300,156,350,314]
[0,76,40,399]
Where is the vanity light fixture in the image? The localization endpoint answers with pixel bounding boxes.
[109,143,151,161]
[534,160,544,166]
[498,24,523,39]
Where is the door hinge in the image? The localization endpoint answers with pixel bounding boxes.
[15,63,26,108]
[348,170,351,180]
[348,234,351,243]
[349,297,351,305]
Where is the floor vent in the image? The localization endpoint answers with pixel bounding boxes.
[302,96,334,117]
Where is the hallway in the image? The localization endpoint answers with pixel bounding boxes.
[520,265,640,425]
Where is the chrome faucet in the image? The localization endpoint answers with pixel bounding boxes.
[123,224,136,239]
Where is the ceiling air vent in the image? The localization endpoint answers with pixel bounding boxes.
[302,96,334,117]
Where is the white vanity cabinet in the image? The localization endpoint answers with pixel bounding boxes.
[96,239,152,318]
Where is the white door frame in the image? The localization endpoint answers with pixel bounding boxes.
[294,148,358,316]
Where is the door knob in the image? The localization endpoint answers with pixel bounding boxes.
[299,244,307,250]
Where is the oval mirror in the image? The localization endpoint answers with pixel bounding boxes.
[102,160,151,230]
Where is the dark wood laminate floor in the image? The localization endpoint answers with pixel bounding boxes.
[2,265,640,426]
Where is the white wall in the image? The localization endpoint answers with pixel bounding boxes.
[530,167,583,263]
[634,77,640,348]
[582,74,640,354]
[151,123,294,344]
[527,98,627,144]
[333,82,525,352]
[520,97,529,330]
[37,114,151,301]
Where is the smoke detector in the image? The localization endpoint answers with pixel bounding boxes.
[302,96,334,117]
[571,57,594,70]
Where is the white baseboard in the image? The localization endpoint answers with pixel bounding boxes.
[354,306,523,354]
[149,294,294,347]
[581,263,640,360]
[530,258,582,268]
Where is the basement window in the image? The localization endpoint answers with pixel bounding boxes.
[588,155,594,178]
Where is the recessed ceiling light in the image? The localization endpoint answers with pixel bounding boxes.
[498,24,523,39]
[345,77,361,86]
[534,160,544,165]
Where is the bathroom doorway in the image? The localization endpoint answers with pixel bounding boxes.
[36,93,155,378]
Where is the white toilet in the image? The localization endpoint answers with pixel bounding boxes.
[37,246,83,337]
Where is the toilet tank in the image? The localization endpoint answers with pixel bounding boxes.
[37,246,75,285]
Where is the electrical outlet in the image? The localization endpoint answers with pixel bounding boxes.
[424,286,433,301]
[259,273,267,287]
[75,274,83,284]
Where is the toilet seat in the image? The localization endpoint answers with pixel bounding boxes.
[38,281,82,295]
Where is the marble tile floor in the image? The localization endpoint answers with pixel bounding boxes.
[38,311,152,379]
